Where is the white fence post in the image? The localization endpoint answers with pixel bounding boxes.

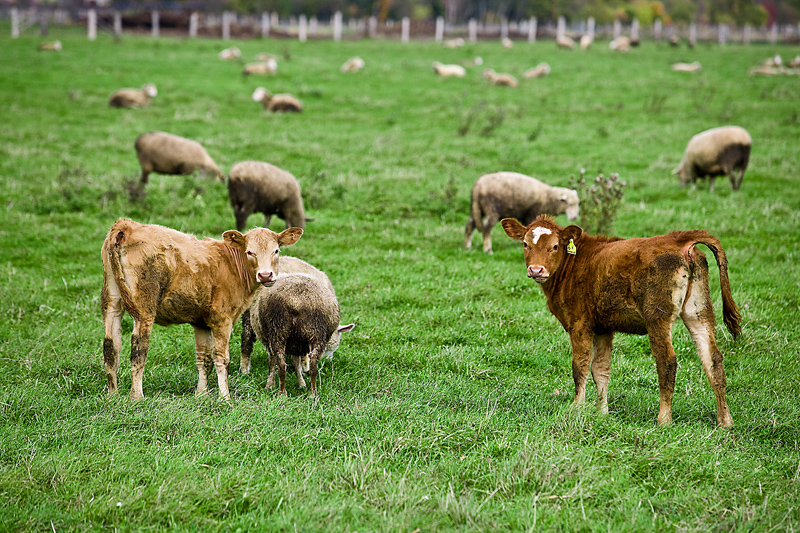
[151,10,159,38]
[333,11,342,41]
[368,15,377,37]
[435,16,444,42]
[689,23,697,46]
[587,17,595,39]
[299,14,307,41]
[501,17,508,40]
[468,18,477,43]
[88,9,97,40]
[11,7,19,38]
[528,17,537,43]
[222,11,230,40]
[631,18,639,41]
[401,16,410,43]
[557,16,566,39]
[654,18,662,40]
[310,16,318,36]
[719,23,728,44]
[190,12,198,37]
[613,19,621,38]
[743,24,751,44]
[114,11,122,37]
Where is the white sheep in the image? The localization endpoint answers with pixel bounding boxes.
[227,160,307,232]
[252,87,303,112]
[580,34,593,50]
[443,38,465,48]
[483,68,518,87]
[556,35,575,50]
[674,126,752,192]
[134,131,223,184]
[465,172,579,254]
[432,61,466,77]
[671,61,702,72]
[37,40,62,52]
[609,36,631,52]
[523,62,551,78]
[340,56,366,73]
[502,37,514,48]
[219,46,241,60]
[243,58,278,76]
[461,56,484,67]
[108,84,158,108]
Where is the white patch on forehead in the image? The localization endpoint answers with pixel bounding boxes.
[530,227,552,244]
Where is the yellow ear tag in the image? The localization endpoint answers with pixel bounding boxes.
[567,239,577,255]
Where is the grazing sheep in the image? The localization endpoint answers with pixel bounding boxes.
[37,40,61,52]
[228,160,307,232]
[341,56,366,72]
[748,65,787,76]
[443,38,465,48]
[134,131,223,184]
[255,53,277,62]
[524,62,551,78]
[461,56,484,67]
[669,34,680,46]
[249,273,354,396]
[788,55,800,68]
[109,84,158,108]
[483,68,518,87]
[243,59,278,76]
[580,34,593,50]
[252,87,303,112]
[609,36,631,52]
[432,61,467,77]
[219,46,241,60]
[674,126,752,192]
[556,35,575,49]
[502,37,514,48]
[672,61,701,72]
[465,172,579,254]
[762,54,783,67]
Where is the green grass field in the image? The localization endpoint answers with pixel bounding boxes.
[1,25,799,531]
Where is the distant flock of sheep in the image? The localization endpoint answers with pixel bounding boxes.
[97,40,757,427]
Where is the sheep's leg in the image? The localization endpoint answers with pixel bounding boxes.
[263,214,272,229]
[481,212,499,254]
[101,278,124,395]
[140,170,150,185]
[464,217,475,249]
[708,176,715,193]
[129,318,154,400]
[276,345,288,395]
[293,355,307,389]
[591,333,613,414]
[308,347,323,397]
[734,167,745,191]
[211,321,233,404]
[239,310,254,375]
[234,209,249,233]
[194,326,214,397]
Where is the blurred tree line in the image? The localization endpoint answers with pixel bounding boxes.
[218,0,792,26]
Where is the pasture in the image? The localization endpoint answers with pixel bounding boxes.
[1,26,799,531]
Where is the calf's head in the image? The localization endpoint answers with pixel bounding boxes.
[222,227,303,287]
[502,217,582,283]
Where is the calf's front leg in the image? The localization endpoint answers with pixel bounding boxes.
[591,333,613,414]
[569,329,593,406]
[211,321,234,404]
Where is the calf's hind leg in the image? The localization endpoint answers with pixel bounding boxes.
[129,318,154,400]
[681,262,733,428]
[194,327,214,397]
[101,279,124,394]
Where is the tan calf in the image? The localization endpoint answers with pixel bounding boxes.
[502,215,741,427]
[101,218,302,401]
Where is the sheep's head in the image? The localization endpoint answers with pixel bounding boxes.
[560,189,580,221]
[674,164,691,186]
[143,84,158,98]
[252,87,272,104]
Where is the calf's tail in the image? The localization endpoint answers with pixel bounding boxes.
[103,221,141,322]
[684,231,742,339]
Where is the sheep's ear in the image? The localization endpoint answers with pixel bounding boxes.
[501,218,526,241]
[338,324,355,333]
[223,230,246,248]
[278,227,303,247]
[671,167,679,175]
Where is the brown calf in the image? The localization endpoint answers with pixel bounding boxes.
[101,218,302,401]
[502,215,741,427]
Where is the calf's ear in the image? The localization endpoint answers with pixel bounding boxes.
[501,218,526,241]
[561,225,583,244]
[278,227,303,247]
[223,230,246,248]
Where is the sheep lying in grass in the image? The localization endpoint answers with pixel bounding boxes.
[248,270,354,396]
[443,38,465,48]
[483,68,518,87]
[243,58,278,76]
[461,56,484,67]
[37,40,61,52]
[674,126,752,192]
[465,172,579,254]
[228,160,307,232]
[672,61,701,72]
[432,61,466,77]
[524,62,551,78]
[219,46,241,60]
[135,131,223,184]
[341,56,366,72]
[252,87,303,112]
[556,35,575,50]
[109,84,158,108]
